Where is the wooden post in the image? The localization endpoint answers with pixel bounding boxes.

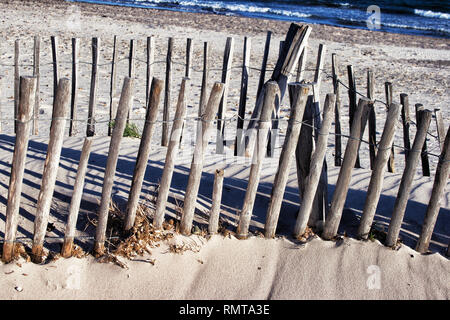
[51,36,59,104]
[208,168,225,234]
[235,36,251,157]
[265,84,311,238]
[400,93,411,162]
[310,44,327,222]
[162,37,173,147]
[31,78,71,263]
[278,41,285,60]
[367,69,376,170]
[296,45,308,82]
[357,103,402,239]
[384,109,432,247]
[69,38,79,137]
[127,39,136,122]
[332,53,342,167]
[256,31,272,99]
[61,137,93,258]
[128,39,135,78]
[180,82,225,235]
[33,36,40,135]
[216,37,234,154]
[322,98,370,240]
[94,78,134,256]
[385,82,395,173]
[2,76,36,263]
[146,36,155,105]
[237,81,278,239]
[124,78,164,231]
[347,65,360,168]
[14,40,20,134]
[415,104,430,176]
[434,108,445,152]
[199,42,210,116]
[109,35,118,137]
[87,37,99,137]
[296,95,314,202]
[293,92,335,238]
[153,78,191,229]
[185,38,193,78]
[179,38,193,146]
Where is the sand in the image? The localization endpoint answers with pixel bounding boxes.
[0,0,448,300]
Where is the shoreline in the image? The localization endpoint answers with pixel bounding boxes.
[12,0,450,49]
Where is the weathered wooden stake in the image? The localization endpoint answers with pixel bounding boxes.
[109,35,118,137]
[14,40,20,133]
[256,31,272,98]
[415,104,430,176]
[385,82,395,173]
[153,78,191,229]
[332,53,342,167]
[322,98,370,240]
[357,103,402,239]
[216,37,234,154]
[199,42,210,117]
[310,44,327,222]
[296,95,314,202]
[61,137,93,258]
[296,45,308,82]
[416,126,450,253]
[2,76,36,263]
[87,37,99,137]
[124,78,164,231]
[162,37,173,147]
[185,38,193,78]
[265,84,310,238]
[235,36,251,157]
[400,93,411,162]
[31,78,71,263]
[128,39,135,78]
[180,82,225,235]
[294,92,335,238]
[434,108,445,152]
[367,69,377,170]
[179,38,193,146]
[347,65,360,168]
[127,39,136,122]
[33,36,40,135]
[237,81,278,239]
[146,36,155,106]
[51,36,59,104]
[69,38,79,137]
[208,168,225,234]
[385,109,432,247]
[94,77,134,257]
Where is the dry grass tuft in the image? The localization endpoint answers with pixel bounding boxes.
[104,202,175,260]
[13,243,31,262]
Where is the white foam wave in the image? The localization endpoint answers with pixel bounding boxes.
[135,0,311,18]
[414,9,450,20]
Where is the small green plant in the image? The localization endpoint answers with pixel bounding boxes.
[109,120,141,138]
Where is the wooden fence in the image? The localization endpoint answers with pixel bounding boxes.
[0,23,449,263]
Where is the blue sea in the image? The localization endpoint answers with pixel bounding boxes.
[68,0,450,38]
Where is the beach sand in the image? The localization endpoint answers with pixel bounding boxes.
[0,0,449,300]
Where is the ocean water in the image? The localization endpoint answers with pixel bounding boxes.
[68,0,450,38]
